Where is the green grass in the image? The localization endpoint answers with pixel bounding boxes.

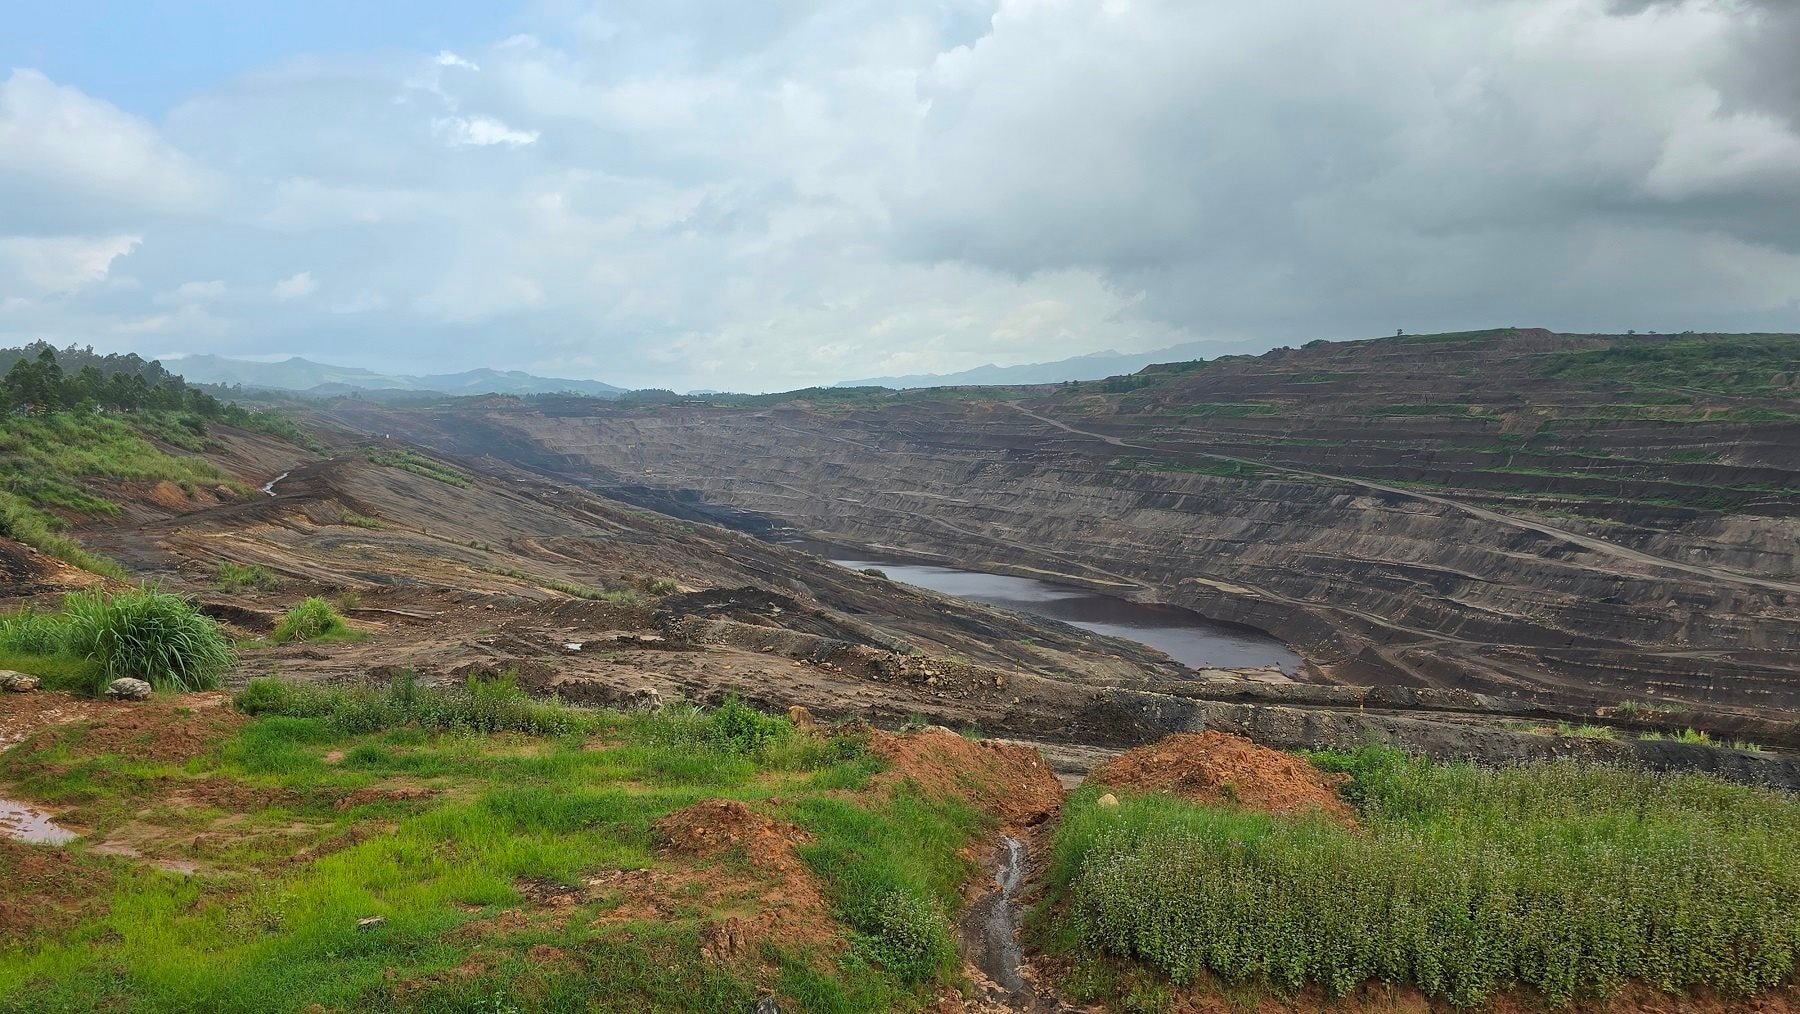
[1043,745,1800,1007]
[478,566,644,605]
[270,597,358,644]
[213,562,281,593]
[0,589,235,694]
[1366,403,1475,416]
[364,449,471,487]
[0,680,988,1011]
[1164,402,1278,418]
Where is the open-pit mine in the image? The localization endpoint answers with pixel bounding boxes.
[2,329,1796,1011]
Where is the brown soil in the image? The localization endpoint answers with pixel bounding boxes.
[331,785,435,812]
[1089,731,1351,820]
[0,838,112,942]
[638,798,838,957]
[1,691,241,763]
[869,728,1065,832]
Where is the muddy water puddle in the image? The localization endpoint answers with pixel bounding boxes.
[0,797,78,845]
[818,551,1302,673]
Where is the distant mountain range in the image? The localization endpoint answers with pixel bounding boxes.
[169,355,624,397]
[835,338,1276,389]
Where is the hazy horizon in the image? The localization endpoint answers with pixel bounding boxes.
[5,1,1799,391]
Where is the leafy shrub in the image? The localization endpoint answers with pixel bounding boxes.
[646,577,680,595]
[708,694,789,754]
[61,588,235,692]
[1053,750,1800,1006]
[214,562,280,592]
[860,568,887,579]
[271,597,353,643]
[855,889,957,984]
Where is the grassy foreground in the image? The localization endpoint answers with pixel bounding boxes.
[0,678,990,1012]
[1043,745,1800,1008]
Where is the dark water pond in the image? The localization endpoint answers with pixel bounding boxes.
[821,552,1301,673]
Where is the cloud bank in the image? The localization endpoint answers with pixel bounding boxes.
[2,1,1797,390]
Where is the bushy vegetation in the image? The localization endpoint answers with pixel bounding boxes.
[270,597,356,644]
[364,448,471,487]
[0,588,237,693]
[0,683,986,1009]
[1048,746,1799,1007]
[214,561,281,592]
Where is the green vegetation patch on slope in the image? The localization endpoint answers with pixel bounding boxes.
[1043,745,1799,1008]
[1539,335,1800,397]
[364,448,472,487]
[0,681,990,1011]
[0,411,249,575]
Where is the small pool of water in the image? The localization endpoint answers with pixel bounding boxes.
[823,553,1301,673]
[0,797,77,845]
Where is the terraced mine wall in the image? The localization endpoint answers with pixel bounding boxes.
[317,331,1800,730]
[411,404,1790,712]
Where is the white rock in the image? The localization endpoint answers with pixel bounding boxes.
[0,671,39,692]
[106,677,153,701]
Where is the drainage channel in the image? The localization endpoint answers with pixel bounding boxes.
[960,835,1034,1007]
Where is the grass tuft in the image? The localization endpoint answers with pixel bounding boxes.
[271,597,357,644]
[60,587,235,693]
[214,561,281,592]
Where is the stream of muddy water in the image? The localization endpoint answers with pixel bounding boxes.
[814,549,1302,673]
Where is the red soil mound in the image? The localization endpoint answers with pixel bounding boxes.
[589,799,840,958]
[0,691,241,762]
[1091,731,1351,819]
[869,728,1063,832]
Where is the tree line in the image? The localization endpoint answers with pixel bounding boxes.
[1,341,233,418]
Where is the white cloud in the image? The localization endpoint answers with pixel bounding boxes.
[271,271,318,301]
[0,234,141,294]
[160,279,227,304]
[5,1,1800,389]
[432,115,539,147]
[0,70,212,223]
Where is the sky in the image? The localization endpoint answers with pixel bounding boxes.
[2,0,1798,392]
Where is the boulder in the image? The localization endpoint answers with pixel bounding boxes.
[1097,793,1120,809]
[106,677,154,701]
[627,686,664,712]
[0,671,39,692]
